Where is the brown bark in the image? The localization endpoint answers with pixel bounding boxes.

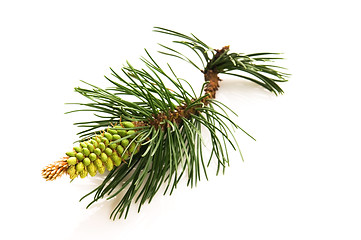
[148,46,228,130]
[203,69,220,103]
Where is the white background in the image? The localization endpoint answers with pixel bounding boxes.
[1,0,360,239]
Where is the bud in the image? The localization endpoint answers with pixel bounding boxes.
[116,145,124,156]
[117,129,127,137]
[87,144,95,152]
[79,167,88,178]
[111,153,122,166]
[67,157,77,166]
[122,122,135,129]
[69,172,78,180]
[89,153,97,161]
[76,162,85,173]
[105,157,114,171]
[102,137,109,146]
[112,134,121,141]
[67,165,76,175]
[105,147,113,156]
[101,153,108,162]
[83,148,90,157]
[83,157,91,166]
[104,132,113,141]
[87,162,97,177]
[80,142,87,148]
[76,152,84,161]
[74,146,82,153]
[94,148,101,156]
[121,139,129,148]
[94,159,103,169]
[99,142,106,151]
[108,129,117,135]
[128,142,136,153]
[66,151,76,157]
[90,139,98,148]
[127,130,136,137]
[109,142,117,150]
[98,165,105,174]
[122,151,129,160]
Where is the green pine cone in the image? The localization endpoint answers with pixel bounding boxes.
[65,122,140,180]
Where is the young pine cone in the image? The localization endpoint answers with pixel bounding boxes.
[42,122,140,181]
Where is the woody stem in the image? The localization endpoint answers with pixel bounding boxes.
[147,46,229,130]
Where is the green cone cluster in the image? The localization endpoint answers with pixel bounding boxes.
[66,122,139,179]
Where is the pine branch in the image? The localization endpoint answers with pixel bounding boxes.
[41,27,288,220]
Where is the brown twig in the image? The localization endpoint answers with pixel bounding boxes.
[148,46,228,130]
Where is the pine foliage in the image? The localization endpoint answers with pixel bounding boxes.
[49,27,288,219]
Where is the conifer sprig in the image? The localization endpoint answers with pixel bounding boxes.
[154,27,289,95]
[42,27,288,220]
